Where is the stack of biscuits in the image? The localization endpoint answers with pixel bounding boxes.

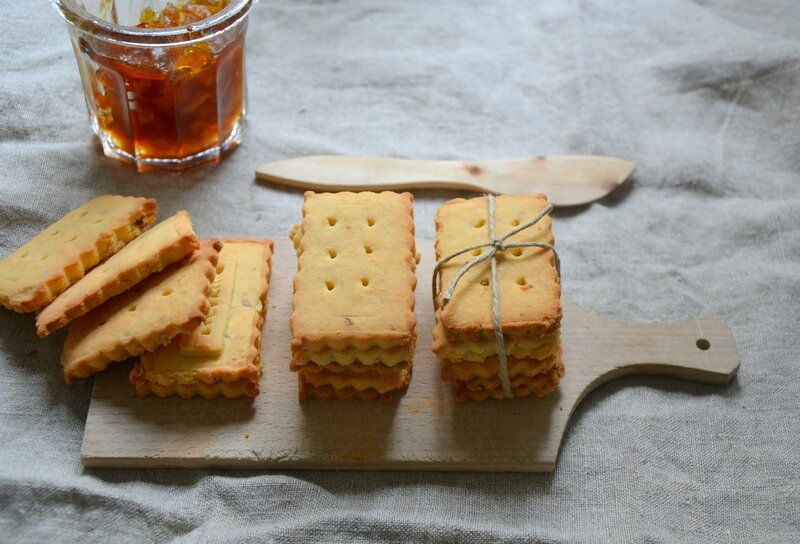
[432,195,563,402]
[130,239,273,399]
[0,192,562,405]
[289,191,418,401]
[0,195,273,399]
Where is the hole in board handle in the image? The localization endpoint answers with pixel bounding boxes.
[696,338,710,350]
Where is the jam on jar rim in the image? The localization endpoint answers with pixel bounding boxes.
[138,1,232,29]
[50,0,255,46]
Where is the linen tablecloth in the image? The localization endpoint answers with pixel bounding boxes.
[1,1,799,542]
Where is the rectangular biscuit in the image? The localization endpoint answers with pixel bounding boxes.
[432,308,560,362]
[435,194,560,340]
[289,191,418,366]
[36,211,198,337]
[61,240,221,384]
[440,353,559,382]
[290,360,411,373]
[0,195,156,313]
[131,377,259,400]
[452,359,564,402]
[290,345,411,367]
[297,359,411,393]
[298,367,411,394]
[130,239,273,399]
[298,376,407,403]
[433,195,563,401]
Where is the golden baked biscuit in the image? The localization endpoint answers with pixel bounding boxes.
[433,195,563,401]
[0,195,156,313]
[36,211,197,337]
[61,240,221,384]
[289,191,418,400]
[453,359,564,402]
[290,191,417,361]
[130,239,273,399]
[435,194,560,340]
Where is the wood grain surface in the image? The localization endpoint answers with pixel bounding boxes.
[255,155,636,207]
[81,238,739,471]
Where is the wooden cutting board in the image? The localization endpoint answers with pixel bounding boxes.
[81,239,739,471]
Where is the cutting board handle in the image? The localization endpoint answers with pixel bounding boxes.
[567,302,740,407]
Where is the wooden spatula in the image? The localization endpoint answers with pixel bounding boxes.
[256,154,635,206]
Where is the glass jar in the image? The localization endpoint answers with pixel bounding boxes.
[51,0,256,172]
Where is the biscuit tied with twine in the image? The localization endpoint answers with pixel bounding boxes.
[433,195,560,398]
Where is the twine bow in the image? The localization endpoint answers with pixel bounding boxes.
[432,194,560,398]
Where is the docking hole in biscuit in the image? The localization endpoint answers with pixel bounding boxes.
[480,278,489,287]
[364,245,373,254]
[361,277,369,286]
[511,219,520,226]
[474,219,485,228]
[512,248,523,257]
[161,289,173,297]
[79,211,88,217]
[516,277,527,286]
[472,249,481,256]
[367,217,376,226]
[327,217,337,226]
[128,305,137,312]
[325,281,334,291]
[328,249,337,259]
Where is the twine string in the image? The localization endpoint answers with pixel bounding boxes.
[432,194,560,398]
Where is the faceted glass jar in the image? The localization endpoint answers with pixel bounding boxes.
[51,0,255,172]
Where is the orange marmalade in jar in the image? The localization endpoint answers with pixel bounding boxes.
[51,0,255,172]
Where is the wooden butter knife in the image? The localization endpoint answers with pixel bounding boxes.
[256,154,635,207]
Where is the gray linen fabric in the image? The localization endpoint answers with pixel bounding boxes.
[1,0,799,542]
